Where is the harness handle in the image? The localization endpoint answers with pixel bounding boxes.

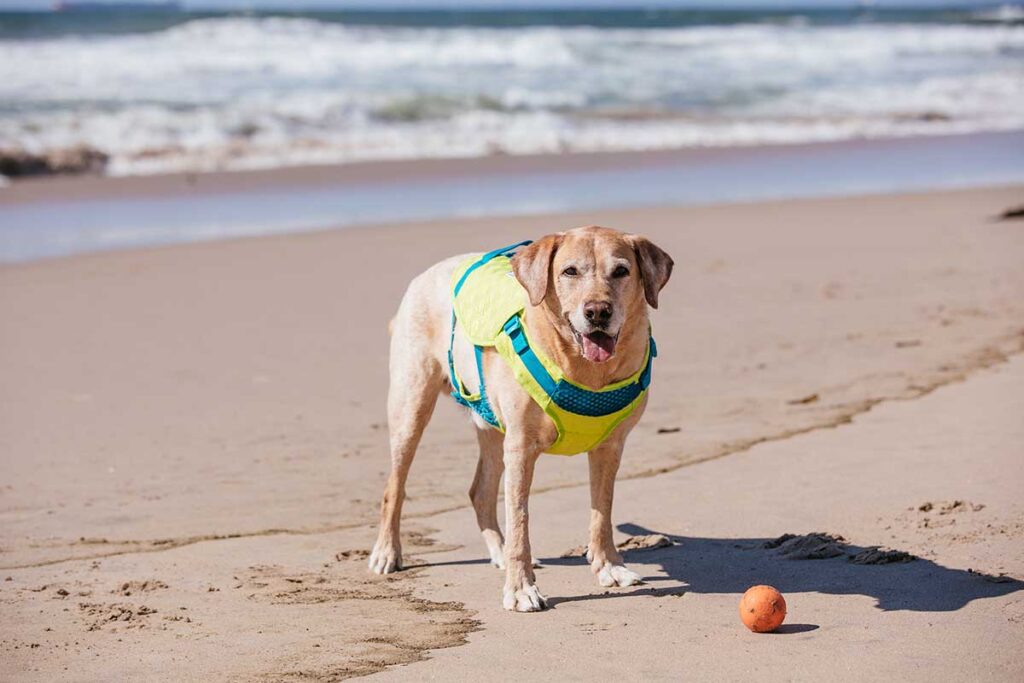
[452,240,532,297]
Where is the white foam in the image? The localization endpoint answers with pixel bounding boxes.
[1,17,1021,175]
[970,4,1024,23]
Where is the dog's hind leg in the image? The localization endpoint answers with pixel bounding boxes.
[368,321,444,575]
[470,426,506,568]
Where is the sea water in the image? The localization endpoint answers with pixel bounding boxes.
[1,6,1022,177]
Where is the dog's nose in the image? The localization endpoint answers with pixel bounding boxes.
[583,301,613,326]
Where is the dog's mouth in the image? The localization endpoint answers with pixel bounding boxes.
[570,323,618,363]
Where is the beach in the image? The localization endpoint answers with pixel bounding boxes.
[1,175,1022,680]
[3,3,1023,679]
[3,132,1023,262]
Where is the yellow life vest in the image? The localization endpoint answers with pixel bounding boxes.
[448,242,656,456]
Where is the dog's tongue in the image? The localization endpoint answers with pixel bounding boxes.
[581,332,616,363]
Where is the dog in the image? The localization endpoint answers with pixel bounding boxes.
[368,226,673,612]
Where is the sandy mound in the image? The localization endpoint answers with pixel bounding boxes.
[763,533,847,559]
[764,533,918,564]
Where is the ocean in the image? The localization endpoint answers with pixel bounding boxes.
[0,6,1022,176]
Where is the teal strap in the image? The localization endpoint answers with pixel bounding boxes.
[638,337,657,390]
[447,309,500,428]
[447,311,461,397]
[503,316,558,396]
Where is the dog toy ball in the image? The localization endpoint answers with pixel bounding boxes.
[739,585,786,632]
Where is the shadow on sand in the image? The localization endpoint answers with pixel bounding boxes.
[535,523,1023,612]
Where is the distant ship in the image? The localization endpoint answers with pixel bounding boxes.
[53,1,182,11]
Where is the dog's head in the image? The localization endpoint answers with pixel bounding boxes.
[511,226,673,363]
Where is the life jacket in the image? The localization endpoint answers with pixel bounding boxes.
[447,241,656,456]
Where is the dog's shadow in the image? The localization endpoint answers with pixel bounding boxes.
[534,523,1023,613]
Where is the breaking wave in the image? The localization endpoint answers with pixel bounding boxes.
[1,14,1022,176]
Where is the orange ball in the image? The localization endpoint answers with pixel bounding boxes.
[739,585,787,633]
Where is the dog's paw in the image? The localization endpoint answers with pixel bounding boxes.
[367,541,402,575]
[594,562,642,588]
[503,581,548,612]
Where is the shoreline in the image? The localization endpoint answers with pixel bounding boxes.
[2,131,1023,264]
[2,130,1021,207]
[2,182,1022,276]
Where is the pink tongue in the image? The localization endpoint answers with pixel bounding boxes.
[581,333,616,363]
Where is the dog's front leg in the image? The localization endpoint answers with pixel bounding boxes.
[501,441,547,612]
[587,440,642,587]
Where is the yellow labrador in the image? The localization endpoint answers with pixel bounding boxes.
[368,226,673,612]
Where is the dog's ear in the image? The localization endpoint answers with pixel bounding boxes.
[511,234,562,306]
[629,235,674,309]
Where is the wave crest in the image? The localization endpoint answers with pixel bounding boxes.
[0,17,1021,175]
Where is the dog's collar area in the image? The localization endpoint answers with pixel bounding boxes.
[502,314,655,416]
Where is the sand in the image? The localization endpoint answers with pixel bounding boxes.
[1,183,1023,680]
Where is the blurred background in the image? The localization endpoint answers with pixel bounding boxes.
[2,0,1023,262]
[0,1,1022,260]
[1,0,1022,176]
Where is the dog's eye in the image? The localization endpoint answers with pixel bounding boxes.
[612,265,630,278]
[562,266,579,277]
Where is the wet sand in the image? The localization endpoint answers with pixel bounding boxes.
[3,131,1022,263]
[5,132,1018,207]
[1,183,1023,680]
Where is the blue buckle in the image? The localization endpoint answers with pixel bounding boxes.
[503,316,530,355]
[638,366,651,391]
[636,337,656,391]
